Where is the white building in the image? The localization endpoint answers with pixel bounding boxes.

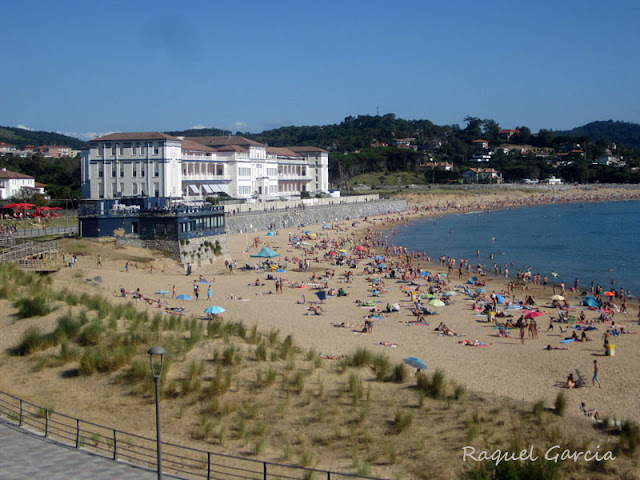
[81,133,329,201]
[0,168,44,200]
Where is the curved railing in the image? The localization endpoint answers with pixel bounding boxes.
[0,391,386,480]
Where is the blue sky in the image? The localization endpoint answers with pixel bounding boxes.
[2,0,639,140]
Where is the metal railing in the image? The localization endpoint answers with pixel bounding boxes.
[225,199,404,218]
[0,391,387,480]
[0,225,78,238]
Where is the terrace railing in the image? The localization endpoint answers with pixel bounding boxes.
[0,391,387,480]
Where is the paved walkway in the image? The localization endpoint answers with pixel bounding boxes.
[0,418,183,479]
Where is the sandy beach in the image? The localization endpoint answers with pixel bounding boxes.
[1,186,639,478]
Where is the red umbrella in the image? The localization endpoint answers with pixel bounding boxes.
[604,291,616,297]
[525,311,543,319]
[355,245,364,251]
[328,251,338,256]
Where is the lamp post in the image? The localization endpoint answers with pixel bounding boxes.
[148,345,166,480]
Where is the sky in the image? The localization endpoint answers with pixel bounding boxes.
[2,0,639,140]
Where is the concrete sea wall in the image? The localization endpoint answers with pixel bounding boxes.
[224,199,407,235]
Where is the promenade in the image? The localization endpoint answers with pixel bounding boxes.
[0,418,182,480]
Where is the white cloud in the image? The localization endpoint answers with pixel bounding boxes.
[233,121,247,129]
[15,124,34,131]
[190,125,208,130]
[57,131,117,141]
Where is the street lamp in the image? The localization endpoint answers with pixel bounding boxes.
[148,345,166,480]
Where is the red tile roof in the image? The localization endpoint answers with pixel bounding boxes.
[0,169,33,179]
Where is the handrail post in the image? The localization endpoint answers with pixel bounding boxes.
[19,400,23,426]
[263,462,267,480]
[207,452,211,480]
[113,430,118,460]
[45,409,50,438]
[76,419,80,448]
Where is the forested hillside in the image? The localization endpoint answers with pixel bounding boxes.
[557,120,640,149]
[0,127,85,150]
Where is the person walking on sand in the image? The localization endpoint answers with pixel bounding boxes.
[125,261,129,273]
[207,285,212,301]
[520,326,525,345]
[97,255,102,269]
[172,284,176,299]
[592,360,601,388]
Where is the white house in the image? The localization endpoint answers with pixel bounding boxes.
[462,168,502,184]
[81,133,329,202]
[0,168,45,200]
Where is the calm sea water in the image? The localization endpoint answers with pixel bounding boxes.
[386,200,640,296]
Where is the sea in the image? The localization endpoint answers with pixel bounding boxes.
[385,200,640,296]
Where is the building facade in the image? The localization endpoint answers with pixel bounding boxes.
[0,168,45,200]
[81,133,329,202]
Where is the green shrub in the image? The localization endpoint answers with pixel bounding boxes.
[255,344,267,362]
[350,347,373,367]
[554,391,567,417]
[372,353,391,381]
[393,410,414,433]
[417,369,447,399]
[617,420,640,456]
[54,314,82,342]
[392,363,408,383]
[78,321,104,346]
[15,296,52,318]
[14,326,48,355]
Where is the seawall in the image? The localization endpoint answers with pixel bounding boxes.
[225,199,407,235]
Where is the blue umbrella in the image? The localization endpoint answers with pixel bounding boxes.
[495,294,505,304]
[290,237,299,243]
[323,223,330,228]
[340,251,350,256]
[176,294,193,301]
[377,263,386,268]
[375,255,384,260]
[316,291,327,301]
[419,271,430,277]
[275,268,286,272]
[204,306,225,314]
[267,231,275,236]
[475,288,487,293]
[305,230,312,234]
[403,357,427,370]
[155,290,171,296]
[467,276,477,285]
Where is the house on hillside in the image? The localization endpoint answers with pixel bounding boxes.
[32,145,74,158]
[420,161,453,172]
[0,142,17,154]
[462,168,502,184]
[498,129,520,142]
[394,138,418,150]
[0,168,46,200]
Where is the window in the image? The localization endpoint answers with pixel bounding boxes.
[132,144,137,155]
[154,163,159,177]
[154,183,159,197]
[98,165,104,178]
[154,144,159,155]
[120,164,124,177]
[120,182,124,194]
[112,144,117,156]
[120,144,125,155]
[132,183,138,195]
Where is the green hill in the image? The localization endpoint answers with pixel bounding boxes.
[0,126,86,150]
[556,120,640,149]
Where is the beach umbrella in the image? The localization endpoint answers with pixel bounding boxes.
[305,230,312,234]
[355,245,365,251]
[428,299,445,307]
[604,291,616,297]
[328,251,338,256]
[176,294,193,301]
[204,306,225,314]
[374,255,384,260]
[315,290,327,301]
[323,223,330,228]
[377,263,386,268]
[155,290,171,297]
[340,251,350,256]
[403,357,427,370]
[338,249,348,253]
[419,271,430,277]
[524,311,543,319]
[551,295,565,301]
[290,237,299,243]
[495,294,505,304]
[251,247,279,258]
[267,231,275,236]
[275,268,286,272]
[583,295,601,308]
[475,288,487,293]
[467,277,477,285]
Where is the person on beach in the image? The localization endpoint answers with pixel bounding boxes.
[97,255,102,268]
[592,360,601,388]
[520,326,525,345]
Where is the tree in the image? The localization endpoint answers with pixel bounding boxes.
[482,119,501,144]
[513,126,532,145]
